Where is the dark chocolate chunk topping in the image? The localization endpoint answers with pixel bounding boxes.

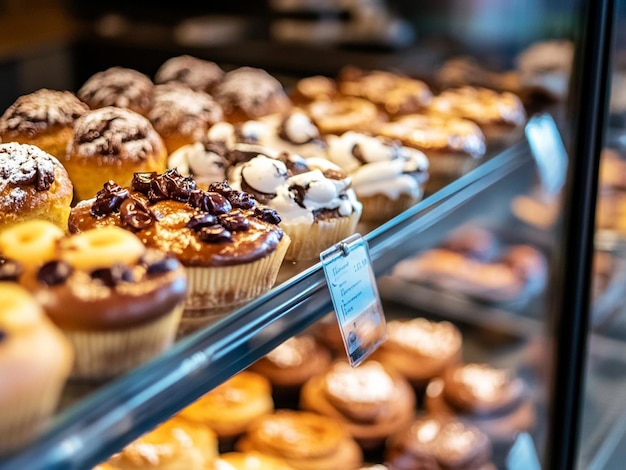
[120,195,156,231]
[219,211,251,232]
[289,184,308,209]
[225,190,256,209]
[132,172,157,194]
[145,256,179,275]
[204,192,232,215]
[91,264,134,287]
[0,257,23,282]
[186,213,219,230]
[208,180,235,195]
[0,330,6,343]
[91,181,130,217]
[277,152,309,176]
[254,207,281,225]
[37,260,73,286]
[198,225,233,243]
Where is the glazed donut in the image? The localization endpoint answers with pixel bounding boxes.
[58,226,145,271]
[0,220,64,270]
[306,97,381,135]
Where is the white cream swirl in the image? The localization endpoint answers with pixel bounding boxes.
[167,141,227,185]
[325,131,429,199]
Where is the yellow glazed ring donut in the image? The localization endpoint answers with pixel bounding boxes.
[0,220,64,269]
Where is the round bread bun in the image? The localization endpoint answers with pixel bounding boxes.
[0,89,89,160]
[0,142,73,230]
[65,107,167,201]
[154,55,224,94]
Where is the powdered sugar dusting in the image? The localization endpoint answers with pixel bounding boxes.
[0,143,58,204]
[0,89,89,133]
[72,107,160,161]
[155,55,224,92]
[214,67,287,115]
[78,67,153,111]
[149,87,223,133]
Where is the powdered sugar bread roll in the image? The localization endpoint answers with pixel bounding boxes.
[65,107,167,201]
[0,142,73,230]
[0,89,89,160]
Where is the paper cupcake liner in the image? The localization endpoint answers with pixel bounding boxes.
[0,370,68,455]
[66,304,184,381]
[359,192,422,223]
[184,236,291,311]
[282,212,361,262]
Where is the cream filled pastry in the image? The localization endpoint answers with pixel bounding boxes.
[371,318,462,391]
[300,360,416,451]
[231,153,361,260]
[425,363,535,445]
[325,131,429,222]
[385,414,495,470]
[167,140,229,188]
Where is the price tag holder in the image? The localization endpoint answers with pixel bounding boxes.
[320,234,386,367]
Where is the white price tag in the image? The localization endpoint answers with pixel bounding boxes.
[320,234,386,366]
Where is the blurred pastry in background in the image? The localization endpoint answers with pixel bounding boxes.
[290,75,338,105]
[78,66,155,117]
[154,55,225,94]
[216,451,296,470]
[425,363,535,445]
[305,96,383,135]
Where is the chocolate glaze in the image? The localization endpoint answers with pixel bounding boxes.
[70,172,284,267]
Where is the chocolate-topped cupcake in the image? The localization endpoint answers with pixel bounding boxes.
[69,170,290,312]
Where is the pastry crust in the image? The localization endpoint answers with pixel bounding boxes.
[0,89,89,160]
[237,410,363,470]
[305,96,382,135]
[65,107,167,201]
[0,142,73,230]
[216,451,296,470]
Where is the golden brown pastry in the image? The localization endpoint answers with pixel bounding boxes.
[300,360,416,451]
[290,75,338,105]
[428,86,526,147]
[0,283,73,455]
[377,114,486,193]
[3,221,187,380]
[371,318,462,391]
[425,363,535,445]
[338,67,432,117]
[154,55,224,94]
[64,106,167,201]
[213,67,291,122]
[78,66,155,117]
[215,451,296,470]
[248,335,332,407]
[178,371,273,449]
[68,172,289,311]
[237,410,363,470]
[385,414,496,470]
[104,416,218,470]
[305,96,382,135]
[0,89,89,160]
[149,84,224,154]
[0,142,73,230]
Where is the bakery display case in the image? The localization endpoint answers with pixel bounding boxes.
[0,0,624,469]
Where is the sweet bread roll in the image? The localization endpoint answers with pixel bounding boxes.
[65,107,167,201]
[0,283,73,455]
[78,66,155,117]
[300,360,416,451]
[385,414,495,470]
[216,451,295,470]
[305,96,382,135]
[178,371,274,448]
[213,67,291,122]
[0,142,73,230]
[154,55,224,94]
[425,363,535,445]
[0,89,89,160]
[105,416,218,470]
[149,85,224,154]
[237,410,363,470]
